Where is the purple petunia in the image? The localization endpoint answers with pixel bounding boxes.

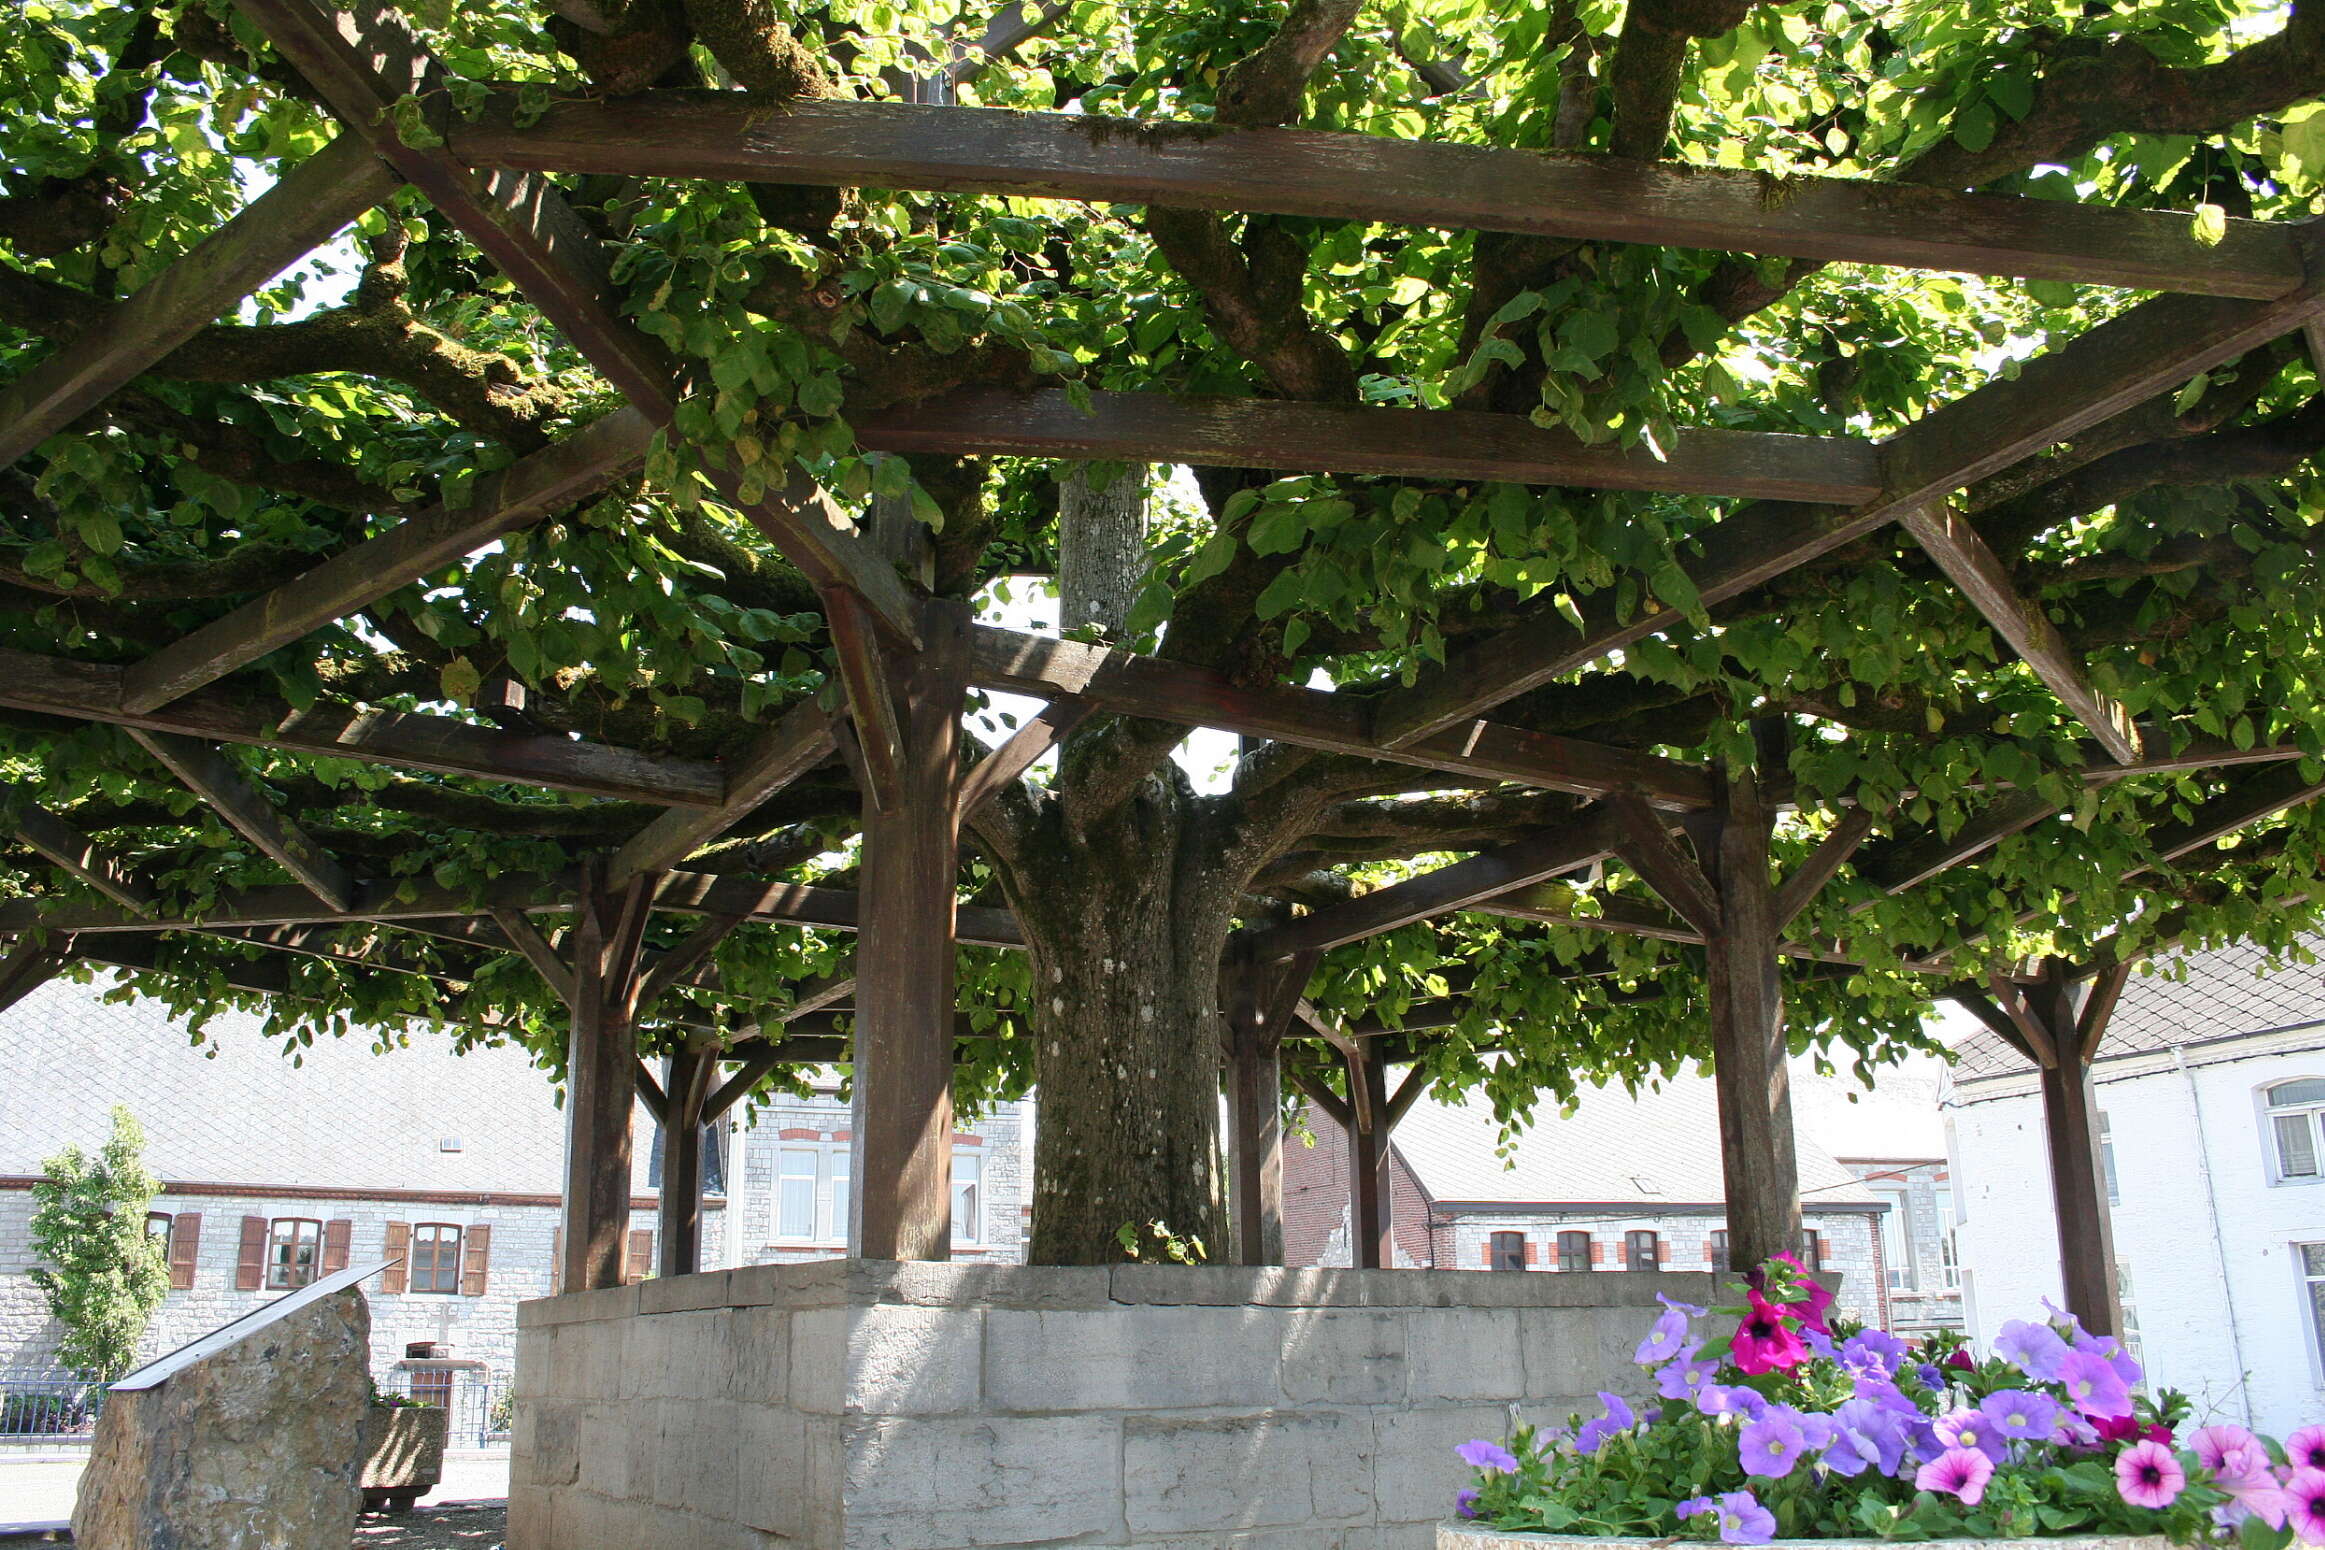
[2075,1331,2144,1388]
[2056,1347,2133,1420]
[2214,1459,2290,1531]
[1637,1305,1696,1366]
[2282,1467,2325,1546]
[1657,1348,1717,1401]
[1659,1292,1709,1318]
[1575,1392,1637,1456]
[2194,1424,2269,1478]
[1708,1490,1777,1545]
[1994,1318,2071,1382]
[1455,1488,1481,1520]
[1676,1495,1715,1520]
[1456,1438,1519,1473]
[2115,1439,2185,1510]
[1738,1411,1809,1479]
[1839,1328,1910,1379]
[1934,1406,2007,1464]
[1695,1383,1771,1422]
[1916,1447,1997,1507]
[1915,1362,1947,1392]
[1978,1389,2062,1448]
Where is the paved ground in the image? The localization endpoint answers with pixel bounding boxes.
[0,1449,509,1532]
[356,1502,506,1547]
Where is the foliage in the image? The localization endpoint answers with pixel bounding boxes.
[1457,1257,2290,1545]
[1113,1220,1209,1265]
[26,1107,169,1383]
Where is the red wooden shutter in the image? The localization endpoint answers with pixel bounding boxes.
[1589,1240,1604,1265]
[1658,1239,1672,1263]
[1479,1242,1493,1267]
[321,1219,352,1276]
[381,1223,411,1294]
[168,1213,201,1290]
[1523,1240,1538,1265]
[461,1225,492,1296]
[236,1217,268,1291]
[625,1229,654,1283]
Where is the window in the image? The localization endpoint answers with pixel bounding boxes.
[409,1224,463,1295]
[1877,1189,1916,1290]
[951,1153,982,1245]
[2099,1113,2121,1205]
[1490,1231,1526,1272]
[2117,1260,2145,1376]
[145,1212,173,1257]
[775,1144,851,1245]
[2268,1081,2325,1182]
[1796,1230,1822,1272]
[266,1218,322,1290]
[1933,1186,1961,1291]
[1709,1229,1729,1270]
[1557,1231,1590,1271]
[1626,1230,1661,1272]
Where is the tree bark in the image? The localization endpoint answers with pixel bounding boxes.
[1056,464,1148,634]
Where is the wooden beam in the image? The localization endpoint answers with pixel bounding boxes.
[635,912,748,1013]
[120,407,654,714]
[239,0,922,644]
[1252,813,1620,960]
[0,939,64,1017]
[656,1042,720,1277]
[1341,1036,1393,1269]
[966,622,1716,807]
[1770,805,1881,930]
[2146,763,2325,864]
[4,793,160,916]
[1984,972,2061,1069]
[0,134,399,470]
[783,971,857,1020]
[859,387,1882,505]
[1605,789,1722,934]
[825,589,907,815]
[632,1061,669,1125]
[2077,960,2134,1066]
[957,697,1094,816]
[487,906,576,1004]
[0,648,725,808]
[129,731,355,912]
[1290,1068,1353,1131]
[1385,1063,1432,1129]
[559,862,656,1292]
[455,93,2304,299]
[1221,940,1316,1267]
[703,1037,794,1120]
[1852,790,2058,901]
[607,700,840,886]
[1901,504,2140,763]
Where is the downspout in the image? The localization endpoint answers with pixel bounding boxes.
[2177,1046,2254,1424]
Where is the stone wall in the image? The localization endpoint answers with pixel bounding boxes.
[510,1261,1712,1550]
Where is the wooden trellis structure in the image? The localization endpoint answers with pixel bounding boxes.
[4,0,2324,1330]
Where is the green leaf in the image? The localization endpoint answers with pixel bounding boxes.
[1184,531,1237,586]
[438,656,482,705]
[1253,568,1306,620]
[1952,100,1996,154]
[2192,203,2227,248]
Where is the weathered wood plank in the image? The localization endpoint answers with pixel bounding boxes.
[1901,504,2140,763]
[121,407,654,713]
[129,729,356,912]
[1852,789,2059,901]
[957,698,1094,816]
[2145,762,2325,864]
[1253,813,1619,960]
[455,94,2303,299]
[0,648,726,807]
[0,135,399,470]
[656,1043,720,1277]
[860,387,1882,504]
[964,622,1716,807]
[607,700,840,886]
[635,911,748,1012]
[1605,789,1721,933]
[486,906,577,1003]
[825,588,907,814]
[560,864,656,1291]
[1769,805,1880,930]
[4,792,160,915]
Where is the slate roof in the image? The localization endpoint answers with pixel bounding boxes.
[1948,936,2325,1082]
[1391,1067,1880,1208]
[0,974,572,1193]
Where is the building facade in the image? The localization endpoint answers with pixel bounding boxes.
[1282,1069,1892,1328]
[1945,939,2325,1437]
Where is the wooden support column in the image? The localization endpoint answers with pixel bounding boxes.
[1343,1037,1394,1270]
[1220,940,1317,1266]
[851,601,969,1261]
[657,1042,720,1279]
[559,860,657,1293]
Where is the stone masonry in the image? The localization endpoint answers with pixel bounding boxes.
[509,1261,1715,1550]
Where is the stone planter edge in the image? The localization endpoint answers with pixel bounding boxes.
[1439,1528,2173,1550]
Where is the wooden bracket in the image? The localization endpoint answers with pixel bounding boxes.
[1771,804,1881,931]
[1603,789,1722,934]
[824,586,908,815]
[957,697,1095,818]
[130,730,355,912]
[5,791,161,917]
[487,906,577,1005]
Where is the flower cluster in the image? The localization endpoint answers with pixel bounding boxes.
[1454,1256,2303,1546]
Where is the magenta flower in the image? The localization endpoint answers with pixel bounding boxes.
[1942,1346,1976,1372]
[2289,1426,2325,1474]
[1994,1319,2070,1381]
[1934,1406,2007,1463]
[1456,1438,1519,1473]
[2056,1348,2134,1419]
[2282,1467,2325,1545]
[1739,1412,1809,1479]
[1731,1290,1808,1375]
[2115,1439,2186,1510]
[1979,1389,2063,1447]
[2093,1411,2171,1447]
[1916,1447,1997,1506]
[2216,1462,2290,1531]
[1710,1490,1777,1545]
[1770,1252,1835,1332]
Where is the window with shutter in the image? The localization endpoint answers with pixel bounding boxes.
[409,1224,462,1293]
[264,1218,321,1290]
[1796,1230,1822,1272]
[321,1218,353,1277]
[625,1228,655,1283]
[461,1224,492,1296]
[382,1223,411,1294]
[1710,1229,1730,1270]
[1626,1230,1661,1272]
[2276,1106,2322,1180]
[1557,1231,1590,1272]
[168,1213,201,1290]
[237,1216,269,1291]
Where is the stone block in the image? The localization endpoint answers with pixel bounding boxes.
[1404,1309,1524,1402]
[841,1413,1121,1547]
[733,1405,811,1537]
[657,1397,742,1521]
[522,1281,641,1327]
[1371,1406,1516,1527]
[1517,1308,1630,1399]
[1281,1309,1408,1404]
[728,1307,789,1403]
[1123,1408,1373,1534]
[789,1306,849,1414]
[519,1402,581,1488]
[849,1304,983,1414]
[984,1307,1282,1411]
[73,1287,371,1550]
[578,1401,653,1502]
[641,1268,734,1314]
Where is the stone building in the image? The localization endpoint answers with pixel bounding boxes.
[1792,1063,1965,1337]
[1945,938,2325,1436]
[0,976,1027,1410]
[1283,1068,1892,1328]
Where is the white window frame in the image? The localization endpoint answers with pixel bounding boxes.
[951,1152,983,1246]
[773,1142,851,1246]
[2266,1081,2325,1186]
[1932,1184,1961,1291]
[1876,1187,1916,1291]
[2297,1242,2325,1383]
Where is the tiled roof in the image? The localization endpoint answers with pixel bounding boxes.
[1391,1066,1879,1208]
[0,973,573,1192]
[1948,936,2325,1082]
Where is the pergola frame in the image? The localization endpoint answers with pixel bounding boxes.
[1,0,2320,1320]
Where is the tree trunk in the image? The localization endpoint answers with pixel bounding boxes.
[1057,464,1148,634]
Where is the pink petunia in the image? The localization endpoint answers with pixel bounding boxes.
[2283,1468,2325,1546]
[2115,1439,2186,1510]
[2290,1427,2325,1475]
[1916,1447,1997,1506]
[1730,1290,1808,1376]
[2193,1424,2269,1478]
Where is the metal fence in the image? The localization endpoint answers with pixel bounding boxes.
[375,1367,512,1450]
[0,1369,104,1439]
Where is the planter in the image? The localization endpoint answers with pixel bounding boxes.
[358,1403,447,1514]
[1440,1529,2172,1550]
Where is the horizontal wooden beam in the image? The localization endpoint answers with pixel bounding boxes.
[964,622,1716,807]
[120,407,654,713]
[454,93,2303,299]
[0,648,725,807]
[860,388,1881,504]
[4,792,160,916]
[0,134,399,470]
[1252,813,1619,960]
[1852,790,2058,901]
[2146,763,2325,865]
[129,730,357,912]
[607,700,840,886]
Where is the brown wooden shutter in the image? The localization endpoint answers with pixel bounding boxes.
[381,1223,411,1294]
[1589,1239,1604,1265]
[461,1225,492,1296]
[1522,1240,1538,1265]
[1659,1239,1672,1263]
[552,1226,562,1278]
[1479,1241,1492,1267]
[321,1218,352,1276]
[236,1217,269,1291]
[625,1228,654,1284]
[168,1213,201,1290]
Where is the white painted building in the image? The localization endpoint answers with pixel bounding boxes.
[1945,939,2325,1437]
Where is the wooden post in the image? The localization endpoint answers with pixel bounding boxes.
[559,861,656,1293]
[1221,942,1316,1266]
[851,601,969,1261]
[1343,1038,1394,1270]
[656,1042,719,1279]
[2033,960,2125,1336]
[1702,724,1799,1272]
